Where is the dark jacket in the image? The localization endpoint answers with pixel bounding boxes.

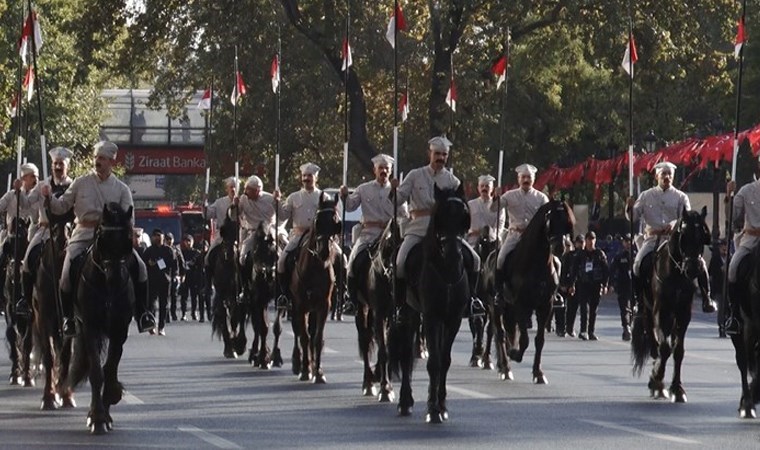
[143,244,177,286]
[610,247,635,293]
[181,247,203,284]
[573,248,609,287]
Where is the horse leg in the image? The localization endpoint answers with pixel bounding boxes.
[6,321,22,385]
[58,336,76,408]
[424,317,443,424]
[248,302,260,366]
[468,313,485,368]
[355,303,375,395]
[438,317,461,422]
[482,308,495,370]
[493,303,513,380]
[290,308,302,376]
[649,337,671,399]
[272,309,284,368]
[298,312,313,381]
[40,334,59,410]
[734,333,756,418]
[85,335,108,435]
[532,305,550,385]
[22,319,35,387]
[395,305,416,417]
[508,305,530,363]
[312,308,328,384]
[257,302,272,370]
[375,313,394,402]
[669,307,692,403]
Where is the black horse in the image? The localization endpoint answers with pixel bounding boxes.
[33,212,76,410]
[632,206,710,403]
[469,226,499,370]
[290,193,341,383]
[389,184,472,424]
[731,243,760,418]
[3,216,32,387]
[492,198,574,383]
[209,205,247,359]
[246,223,280,369]
[353,219,401,401]
[67,203,136,434]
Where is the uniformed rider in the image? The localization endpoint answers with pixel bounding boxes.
[391,136,481,304]
[626,161,717,313]
[725,161,760,335]
[205,176,238,267]
[18,148,74,315]
[467,174,505,247]
[43,141,156,336]
[237,175,277,266]
[340,154,395,304]
[493,164,549,291]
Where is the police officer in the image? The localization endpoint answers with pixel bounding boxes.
[143,229,177,335]
[626,161,717,313]
[572,231,609,341]
[44,141,155,336]
[725,162,760,335]
[467,175,505,246]
[564,235,585,337]
[493,164,550,292]
[340,154,395,305]
[205,176,238,267]
[237,175,277,266]
[165,232,184,322]
[391,136,481,304]
[180,234,203,321]
[610,234,635,341]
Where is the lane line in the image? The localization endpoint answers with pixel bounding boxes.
[178,425,242,449]
[581,419,701,445]
[446,385,495,399]
[122,391,144,405]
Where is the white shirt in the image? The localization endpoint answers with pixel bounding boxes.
[499,187,549,231]
[239,191,277,232]
[23,176,73,223]
[734,180,760,232]
[0,188,38,228]
[206,195,234,232]
[468,197,505,240]
[395,165,460,237]
[279,188,323,236]
[631,185,691,234]
[344,179,394,225]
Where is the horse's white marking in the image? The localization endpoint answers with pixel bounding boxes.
[121,390,144,405]
[446,385,494,399]
[581,419,700,445]
[178,425,242,449]
[285,330,338,353]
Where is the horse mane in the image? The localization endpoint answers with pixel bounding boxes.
[511,201,553,263]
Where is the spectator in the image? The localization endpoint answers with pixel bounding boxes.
[610,234,635,341]
[571,231,609,341]
[564,235,585,337]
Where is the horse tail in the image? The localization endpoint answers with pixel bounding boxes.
[67,335,89,388]
[387,308,416,381]
[211,298,226,339]
[631,312,652,376]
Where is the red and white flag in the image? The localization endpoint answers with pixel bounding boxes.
[18,9,43,66]
[9,96,18,118]
[491,55,507,90]
[621,32,638,78]
[385,5,407,49]
[197,88,212,110]
[735,17,746,58]
[271,55,281,93]
[23,66,35,102]
[341,37,353,71]
[445,78,457,112]
[230,71,247,105]
[399,91,409,122]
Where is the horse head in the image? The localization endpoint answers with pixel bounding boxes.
[9,216,30,243]
[476,225,498,259]
[95,203,134,283]
[670,206,709,279]
[311,193,341,262]
[219,205,239,244]
[546,198,575,257]
[252,223,278,271]
[428,184,469,265]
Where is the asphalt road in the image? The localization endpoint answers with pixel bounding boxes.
[1,297,758,449]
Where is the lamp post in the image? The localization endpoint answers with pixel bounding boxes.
[643,129,657,153]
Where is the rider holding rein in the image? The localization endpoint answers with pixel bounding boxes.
[237,175,278,266]
[467,175,504,247]
[204,177,238,268]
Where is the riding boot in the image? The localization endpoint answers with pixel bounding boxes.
[61,289,77,338]
[632,274,644,317]
[697,260,718,313]
[17,271,34,317]
[725,282,742,336]
[394,277,407,323]
[347,274,358,306]
[134,280,157,333]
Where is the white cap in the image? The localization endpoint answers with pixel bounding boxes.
[223,176,237,188]
[371,153,395,167]
[94,141,118,159]
[428,136,453,153]
[300,163,320,176]
[654,161,677,175]
[20,163,39,177]
[515,163,538,177]
[478,175,496,185]
[245,175,263,189]
[49,147,73,162]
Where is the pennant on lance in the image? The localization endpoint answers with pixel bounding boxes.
[621,32,638,77]
[445,78,457,112]
[18,9,43,65]
[271,54,281,93]
[491,55,507,90]
[735,16,746,58]
[230,71,246,105]
[197,88,212,110]
[385,5,407,49]
[342,37,353,71]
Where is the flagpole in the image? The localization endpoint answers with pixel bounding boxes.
[496,28,511,249]
[391,0,400,311]
[337,1,351,321]
[274,19,283,307]
[27,0,46,180]
[15,1,26,180]
[448,53,455,169]
[723,0,747,326]
[626,1,636,310]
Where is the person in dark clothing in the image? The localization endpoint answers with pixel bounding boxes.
[564,235,585,337]
[571,231,609,341]
[180,234,203,321]
[610,234,635,341]
[142,229,177,335]
[553,236,574,337]
[708,239,728,338]
[165,232,185,322]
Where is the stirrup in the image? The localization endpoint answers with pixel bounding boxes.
[138,312,156,333]
[552,293,565,309]
[470,297,486,318]
[276,294,290,311]
[725,316,741,336]
[62,317,78,337]
[14,299,31,318]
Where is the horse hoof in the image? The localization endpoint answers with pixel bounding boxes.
[23,378,35,388]
[533,375,548,385]
[671,393,687,403]
[313,374,327,384]
[362,385,377,397]
[9,375,22,386]
[482,361,495,371]
[299,372,312,382]
[739,408,756,419]
[259,360,272,370]
[397,405,413,417]
[40,398,59,411]
[499,370,514,381]
[378,390,395,403]
[425,412,443,424]
[441,409,449,421]
[508,351,523,363]
[89,422,108,435]
[469,356,479,368]
[61,396,76,408]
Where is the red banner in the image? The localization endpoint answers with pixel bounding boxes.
[116,147,206,174]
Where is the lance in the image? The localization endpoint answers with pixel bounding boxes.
[448,53,455,169]
[274,16,283,305]
[723,0,748,324]
[391,0,401,313]
[625,1,636,309]
[337,2,351,321]
[496,27,511,249]
[27,0,47,180]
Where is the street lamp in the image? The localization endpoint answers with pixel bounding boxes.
[643,130,657,153]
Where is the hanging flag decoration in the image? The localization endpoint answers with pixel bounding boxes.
[230,71,247,105]
[341,37,353,71]
[445,77,457,112]
[621,32,638,78]
[18,9,43,66]
[197,88,212,110]
[491,55,508,90]
[271,54,281,93]
[399,90,409,122]
[385,4,407,49]
[735,16,747,58]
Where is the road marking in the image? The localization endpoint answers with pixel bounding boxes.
[122,391,144,405]
[179,425,242,449]
[446,385,495,399]
[284,330,338,353]
[581,419,701,445]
